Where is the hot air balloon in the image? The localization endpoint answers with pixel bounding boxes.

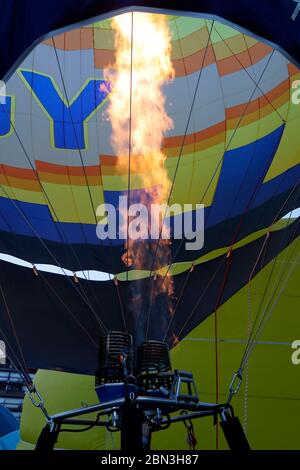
[0,1,299,451]
[0,405,19,450]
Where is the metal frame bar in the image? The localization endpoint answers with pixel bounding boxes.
[60,409,216,429]
[50,396,223,426]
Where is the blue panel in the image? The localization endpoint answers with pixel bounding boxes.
[20,70,109,149]
[0,96,12,136]
[0,156,298,249]
[0,197,60,241]
[207,125,285,227]
[254,163,300,207]
[103,187,162,207]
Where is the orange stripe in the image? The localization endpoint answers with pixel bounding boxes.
[44,29,94,50]
[226,78,290,120]
[164,132,225,159]
[288,63,299,75]
[36,160,101,177]
[43,25,274,81]
[0,68,296,187]
[172,45,215,77]
[93,38,271,79]
[38,172,102,186]
[164,121,226,149]
[226,92,289,130]
[94,49,116,69]
[0,174,40,192]
[217,42,272,76]
[0,165,36,180]
[94,44,229,78]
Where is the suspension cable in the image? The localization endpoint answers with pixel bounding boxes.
[0,182,104,328]
[1,102,109,334]
[170,188,299,351]
[145,20,215,340]
[52,36,127,331]
[156,48,277,301]
[242,179,300,353]
[126,12,134,281]
[226,215,300,404]
[213,25,286,123]
[0,281,49,418]
[37,269,100,347]
[240,185,300,369]
[162,49,278,342]
[241,217,300,369]
[52,35,127,329]
[3,92,103,320]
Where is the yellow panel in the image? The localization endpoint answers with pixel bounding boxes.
[227,102,289,150]
[102,172,165,192]
[93,28,115,50]
[167,147,223,208]
[171,26,209,61]
[212,34,249,61]
[168,17,206,41]
[0,185,45,206]
[264,75,300,182]
[226,109,260,150]
[18,369,115,450]
[41,182,104,223]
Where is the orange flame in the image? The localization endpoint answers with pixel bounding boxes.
[171,333,180,347]
[104,12,175,316]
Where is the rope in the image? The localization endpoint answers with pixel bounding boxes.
[145,20,216,340]
[1,92,109,334]
[126,12,134,282]
[37,270,99,348]
[159,49,277,337]
[171,257,227,342]
[223,175,300,404]
[53,33,128,330]
[224,215,300,411]
[0,182,107,333]
[213,25,286,124]
[241,217,300,368]
[4,85,102,319]
[0,282,30,374]
[52,36,123,330]
[240,196,300,371]
[214,303,219,449]
[244,233,268,433]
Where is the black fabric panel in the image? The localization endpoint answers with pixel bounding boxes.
[0,218,298,375]
[1,0,300,81]
[173,218,300,340]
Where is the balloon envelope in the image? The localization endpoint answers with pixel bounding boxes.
[0,12,299,373]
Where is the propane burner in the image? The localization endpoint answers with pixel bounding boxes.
[37,331,250,452]
[136,340,171,375]
[95,331,133,386]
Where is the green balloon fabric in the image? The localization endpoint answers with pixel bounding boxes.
[18,369,119,450]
